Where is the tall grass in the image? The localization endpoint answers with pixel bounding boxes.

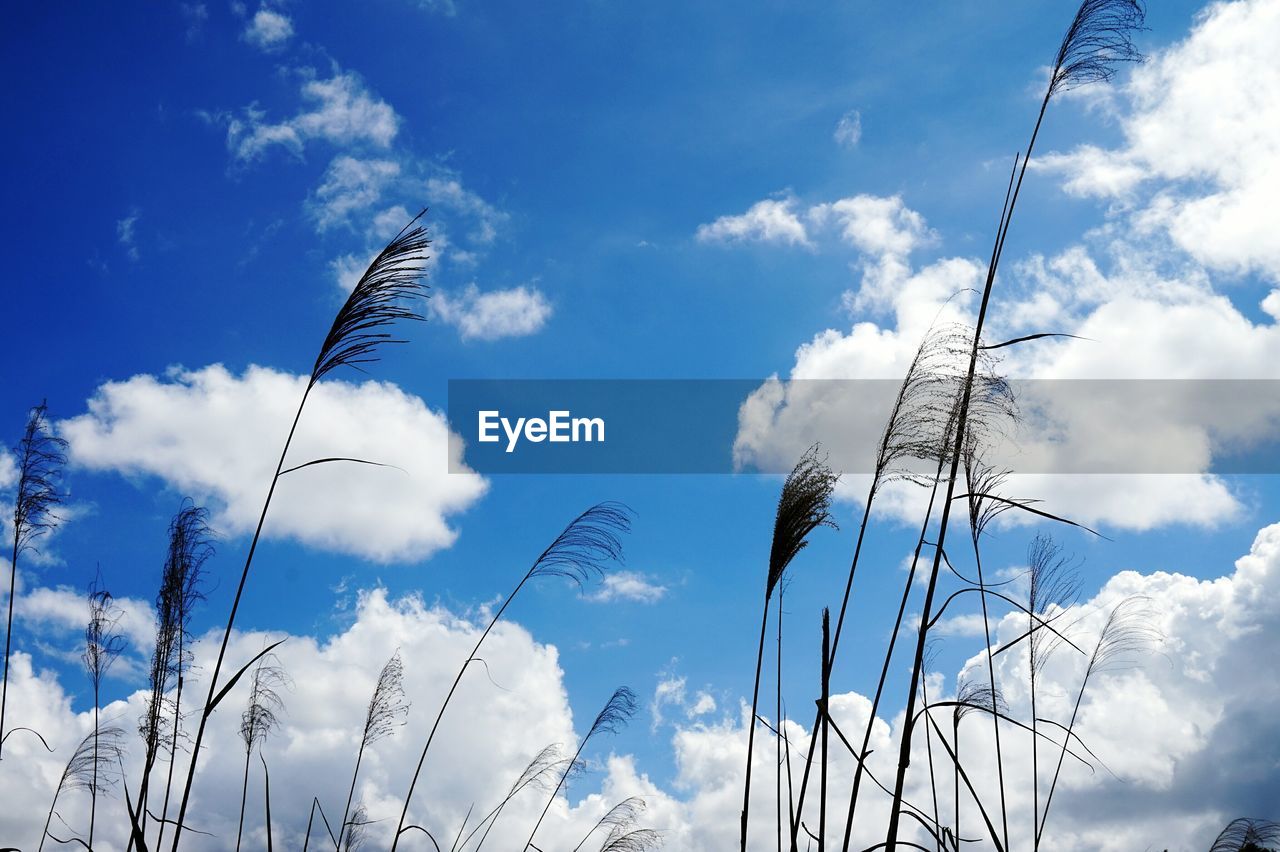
[83,576,126,849]
[524,686,639,852]
[882,3,1146,847]
[2,400,67,761]
[236,653,290,852]
[338,650,408,850]
[167,213,429,850]
[392,502,632,850]
[741,446,837,852]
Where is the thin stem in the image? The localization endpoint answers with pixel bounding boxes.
[886,92,1051,852]
[90,697,99,849]
[777,588,785,852]
[170,385,312,851]
[819,609,830,852]
[790,498,875,852]
[741,592,773,851]
[338,737,369,850]
[236,746,251,852]
[0,534,18,761]
[841,472,945,852]
[967,538,1008,850]
[393,580,526,850]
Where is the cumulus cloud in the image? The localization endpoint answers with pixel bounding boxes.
[116,210,140,261]
[696,197,812,247]
[4,521,1280,849]
[425,177,508,245]
[834,110,863,148]
[59,365,487,562]
[309,156,401,231]
[227,71,399,162]
[242,7,293,50]
[586,571,668,604]
[730,172,1280,530]
[1037,0,1280,281]
[430,283,553,341]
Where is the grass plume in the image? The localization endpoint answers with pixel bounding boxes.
[2,400,67,760]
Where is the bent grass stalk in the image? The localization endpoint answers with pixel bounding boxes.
[524,686,638,852]
[884,4,1145,845]
[2,401,66,761]
[743,447,837,852]
[167,214,428,851]
[393,503,632,850]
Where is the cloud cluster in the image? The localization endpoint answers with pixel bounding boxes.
[241,7,294,50]
[6,517,1278,850]
[429,283,553,342]
[226,71,399,162]
[59,364,488,562]
[1037,0,1280,282]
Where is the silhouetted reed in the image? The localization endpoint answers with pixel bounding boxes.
[2,400,67,760]
[236,654,290,852]
[742,446,837,852]
[168,212,429,851]
[883,3,1146,847]
[525,686,639,851]
[83,576,126,849]
[338,650,409,850]
[392,502,631,850]
[39,725,125,852]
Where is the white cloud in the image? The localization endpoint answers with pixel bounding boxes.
[688,691,717,717]
[430,284,552,342]
[424,177,508,245]
[227,71,399,162]
[116,210,139,261]
[809,194,932,258]
[696,197,811,247]
[181,3,208,40]
[59,364,488,562]
[834,109,863,148]
[4,521,1280,849]
[242,8,294,50]
[309,156,401,231]
[730,174,1280,530]
[1037,0,1280,281]
[0,587,670,850]
[586,571,668,604]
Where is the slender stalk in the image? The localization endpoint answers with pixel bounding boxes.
[840,472,945,851]
[170,214,428,851]
[966,539,1007,849]
[918,669,942,850]
[818,609,830,852]
[393,504,630,850]
[742,595,773,851]
[776,584,785,852]
[156,656,185,850]
[236,747,252,852]
[524,688,637,852]
[2,401,66,761]
[170,389,310,851]
[1,533,17,759]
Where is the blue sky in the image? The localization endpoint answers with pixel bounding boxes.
[3,1,1280,850]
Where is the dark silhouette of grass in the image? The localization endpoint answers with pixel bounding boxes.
[2,401,66,761]
[167,212,430,851]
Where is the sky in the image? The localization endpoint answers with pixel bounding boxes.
[2,0,1280,850]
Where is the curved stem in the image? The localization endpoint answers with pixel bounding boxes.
[0,534,19,761]
[841,473,944,852]
[169,385,312,851]
[967,537,1008,851]
[392,577,529,850]
[741,593,773,851]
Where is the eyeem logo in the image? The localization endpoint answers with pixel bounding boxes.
[478,410,605,453]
